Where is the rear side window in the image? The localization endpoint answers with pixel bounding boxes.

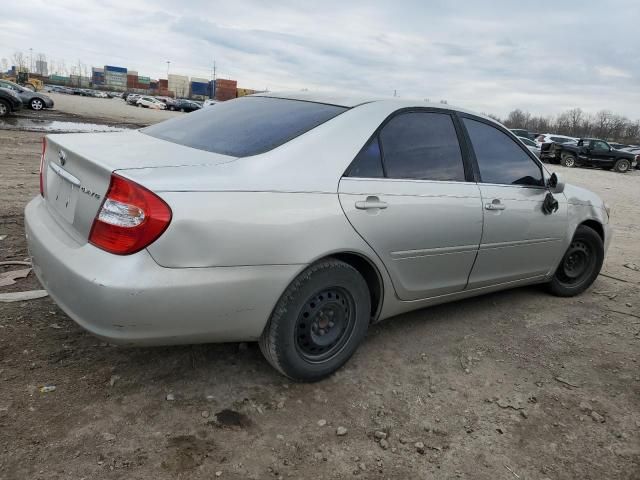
[143,97,347,157]
[463,118,543,186]
[379,112,465,181]
[347,137,384,178]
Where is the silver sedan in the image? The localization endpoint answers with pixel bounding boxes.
[25,92,610,381]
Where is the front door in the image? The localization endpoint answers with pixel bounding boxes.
[460,117,568,289]
[339,110,483,301]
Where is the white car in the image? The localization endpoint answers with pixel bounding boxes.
[137,96,167,110]
[535,134,578,147]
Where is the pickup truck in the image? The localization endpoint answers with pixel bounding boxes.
[548,138,638,173]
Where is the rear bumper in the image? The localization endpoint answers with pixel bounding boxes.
[25,196,300,345]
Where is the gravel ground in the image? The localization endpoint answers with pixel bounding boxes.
[0,111,639,479]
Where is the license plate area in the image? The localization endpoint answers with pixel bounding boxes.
[46,163,80,224]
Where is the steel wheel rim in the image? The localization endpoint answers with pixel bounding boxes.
[32,99,43,110]
[618,161,629,172]
[565,156,575,167]
[557,240,594,286]
[295,287,356,363]
[0,103,7,115]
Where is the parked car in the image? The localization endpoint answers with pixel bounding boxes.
[549,138,638,172]
[510,129,538,140]
[537,134,579,162]
[168,99,202,112]
[536,134,578,145]
[518,136,541,157]
[137,96,167,109]
[203,99,219,107]
[126,94,141,105]
[25,93,611,381]
[0,87,23,117]
[0,79,54,111]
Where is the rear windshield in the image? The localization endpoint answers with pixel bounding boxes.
[142,96,347,157]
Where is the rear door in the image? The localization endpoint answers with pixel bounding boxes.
[460,116,568,288]
[339,110,483,301]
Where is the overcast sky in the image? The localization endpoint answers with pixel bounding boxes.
[1,0,639,118]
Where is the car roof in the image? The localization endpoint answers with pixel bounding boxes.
[253,90,499,123]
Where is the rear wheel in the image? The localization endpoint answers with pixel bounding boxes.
[613,158,630,173]
[548,225,604,297]
[259,259,370,382]
[561,153,576,167]
[0,100,9,117]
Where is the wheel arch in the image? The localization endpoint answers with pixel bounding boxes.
[579,219,604,242]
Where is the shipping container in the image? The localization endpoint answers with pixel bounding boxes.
[105,65,127,73]
[190,81,210,96]
[138,76,151,83]
[92,67,104,73]
[159,79,168,88]
[168,74,190,98]
[237,88,257,97]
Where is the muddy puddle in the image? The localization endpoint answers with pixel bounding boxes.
[0,117,135,133]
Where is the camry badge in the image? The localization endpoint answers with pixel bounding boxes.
[58,150,67,166]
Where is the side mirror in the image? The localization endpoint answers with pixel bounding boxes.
[548,172,565,194]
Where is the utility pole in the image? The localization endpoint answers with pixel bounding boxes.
[29,48,33,72]
[166,60,170,78]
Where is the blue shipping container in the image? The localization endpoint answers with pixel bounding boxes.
[191,81,209,96]
[105,65,127,73]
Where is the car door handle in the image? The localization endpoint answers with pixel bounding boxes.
[355,196,388,210]
[485,200,506,211]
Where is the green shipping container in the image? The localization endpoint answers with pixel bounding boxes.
[138,76,150,83]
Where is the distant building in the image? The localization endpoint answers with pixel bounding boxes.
[35,60,48,76]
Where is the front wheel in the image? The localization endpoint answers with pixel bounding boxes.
[30,98,44,110]
[548,225,604,297]
[259,259,371,381]
[561,153,577,167]
[613,158,631,173]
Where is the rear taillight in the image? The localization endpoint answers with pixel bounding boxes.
[39,137,46,197]
[89,174,172,255]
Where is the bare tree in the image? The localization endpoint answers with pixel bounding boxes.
[12,51,27,70]
[493,108,640,144]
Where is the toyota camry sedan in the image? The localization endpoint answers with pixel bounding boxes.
[25,92,610,381]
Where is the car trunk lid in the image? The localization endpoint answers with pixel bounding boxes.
[41,130,236,243]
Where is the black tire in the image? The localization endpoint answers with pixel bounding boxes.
[30,98,44,110]
[612,158,631,173]
[259,259,371,381]
[561,153,577,167]
[0,99,9,117]
[548,225,604,297]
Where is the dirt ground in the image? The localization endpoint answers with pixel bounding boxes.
[0,105,639,479]
[44,92,180,124]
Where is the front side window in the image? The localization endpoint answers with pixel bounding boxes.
[378,112,465,181]
[463,118,543,186]
[592,140,609,150]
